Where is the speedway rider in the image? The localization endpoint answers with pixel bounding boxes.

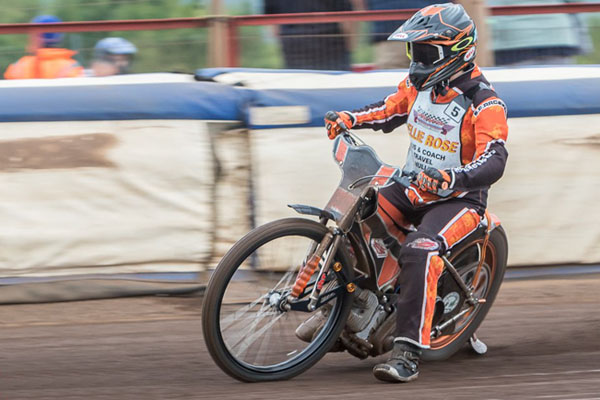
[325,4,508,383]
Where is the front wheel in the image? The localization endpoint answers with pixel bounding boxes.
[421,226,508,361]
[202,218,354,382]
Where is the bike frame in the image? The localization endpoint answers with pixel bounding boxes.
[288,132,502,318]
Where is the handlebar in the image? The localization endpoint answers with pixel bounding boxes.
[336,127,417,190]
[331,120,451,197]
[392,171,416,188]
[347,169,416,190]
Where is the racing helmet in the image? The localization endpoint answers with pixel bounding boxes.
[93,37,137,74]
[387,3,477,91]
[93,37,137,60]
[31,15,64,48]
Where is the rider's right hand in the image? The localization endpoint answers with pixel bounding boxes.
[324,111,356,140]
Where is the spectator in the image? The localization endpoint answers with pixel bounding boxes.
[4,15,84,79]
[264,0,355,70]
[487,0,593,66]
[90,37,138,77]
[367,0,450,69]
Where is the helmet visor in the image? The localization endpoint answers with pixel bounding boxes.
[406,42,445,65]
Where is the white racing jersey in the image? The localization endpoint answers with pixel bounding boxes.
[349,65,509,207]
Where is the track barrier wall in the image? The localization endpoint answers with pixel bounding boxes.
[0,67,598,302]
[207,66,600,267]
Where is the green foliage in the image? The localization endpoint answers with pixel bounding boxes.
[351,22,375,65]
[238,26,282,69]
[0,0,376,74]
[228,1,282,68]
[56,0,208,73]
[2,0,596,76]
[577,17,600,64]
[0,0,41,75]
[0,0,210,75]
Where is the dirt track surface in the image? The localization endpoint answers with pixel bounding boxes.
[2,274,600,400]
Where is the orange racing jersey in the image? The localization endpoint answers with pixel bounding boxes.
[4,48,84,80]
[350,64,508,209]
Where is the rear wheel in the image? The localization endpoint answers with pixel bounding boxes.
[202,218,354,381]
[421,226,508,361]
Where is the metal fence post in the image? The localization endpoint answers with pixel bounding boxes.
[226,21,239,68]
[457,0,495,67]
[208,0,228,67]
[208,16,229,67]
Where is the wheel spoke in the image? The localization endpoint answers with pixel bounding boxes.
[225,299,272,349]
[253,311,277,366]
[220,295,267,331]
[274,270,296,291]
[205,220,351,378]
[231,313,285,359]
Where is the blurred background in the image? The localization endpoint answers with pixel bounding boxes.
[0,0,599,300]
[0,0,599,74]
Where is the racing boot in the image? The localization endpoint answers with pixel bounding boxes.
[372,339,421,383]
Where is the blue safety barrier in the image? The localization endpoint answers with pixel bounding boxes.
[196,66,600,129]
[2,68,598,126]
[0,81,249,122]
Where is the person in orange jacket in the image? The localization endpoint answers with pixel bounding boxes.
[4,15,84,80]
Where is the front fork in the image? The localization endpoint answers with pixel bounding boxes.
[287,227,357,312]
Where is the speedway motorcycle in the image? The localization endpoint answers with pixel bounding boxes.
[202,127,508,382]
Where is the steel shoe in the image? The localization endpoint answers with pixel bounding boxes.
[373,340,421,383]
[295,304,331,342]
[295,287,379,342]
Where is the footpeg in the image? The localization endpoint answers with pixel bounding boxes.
[469,334,487,355]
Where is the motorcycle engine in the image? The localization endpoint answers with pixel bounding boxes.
[338,291,397,359]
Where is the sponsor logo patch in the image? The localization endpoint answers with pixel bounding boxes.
[451,37,474,51]
[392,32,409,40]
[443,292,461,313]
[473,98,507,117]
[407,238,440,250]
[464,47,476,61]
[370,238,388,258]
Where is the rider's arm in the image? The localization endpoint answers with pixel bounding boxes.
[349,76,416,133]
[449,95,509,191]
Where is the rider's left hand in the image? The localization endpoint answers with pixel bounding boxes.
[415,168,453,193]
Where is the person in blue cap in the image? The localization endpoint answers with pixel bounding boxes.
[5,15,84,79]
[90,37,138,77]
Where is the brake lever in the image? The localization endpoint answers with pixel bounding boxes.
[392,171,416,188]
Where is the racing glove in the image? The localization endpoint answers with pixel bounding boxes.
[325,111,356,140]
[415,168,453,193]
